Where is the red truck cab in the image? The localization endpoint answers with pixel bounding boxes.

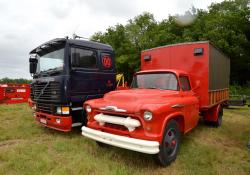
[81,41,230,166]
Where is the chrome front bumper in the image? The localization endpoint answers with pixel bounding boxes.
[81,126,160,154]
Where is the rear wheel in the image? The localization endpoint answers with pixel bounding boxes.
[156,119,181,166]
[212,107,223,127]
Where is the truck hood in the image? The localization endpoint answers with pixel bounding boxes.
[95,89,180,113]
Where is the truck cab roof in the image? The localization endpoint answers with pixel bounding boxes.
[29,38,113,54]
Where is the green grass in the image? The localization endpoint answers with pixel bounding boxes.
[0,104,249,175]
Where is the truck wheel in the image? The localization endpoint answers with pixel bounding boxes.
[212,107,223,127]
[156,119,180,166]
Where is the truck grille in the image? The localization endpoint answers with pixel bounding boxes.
[36,102,54,114]
[96,111,141,132]
[104,123,127,131]
[31,82,61,102]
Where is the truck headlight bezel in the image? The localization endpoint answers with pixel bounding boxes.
[56,106,70,115]
[144,111,153,121]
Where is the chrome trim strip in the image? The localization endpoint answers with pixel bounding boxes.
[171,104,185,108]
[94,113,140,132]
[99,106,127,112]
[72,122,82,127]
[71,107,83,111]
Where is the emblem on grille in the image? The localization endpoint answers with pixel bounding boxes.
[99,106,126,112]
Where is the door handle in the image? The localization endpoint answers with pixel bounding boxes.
[171,104,184,108]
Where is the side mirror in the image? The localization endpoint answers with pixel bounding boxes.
[29,55,38,74]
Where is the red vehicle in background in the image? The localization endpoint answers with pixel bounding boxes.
[81,41,230,166]
[0,84,30,104]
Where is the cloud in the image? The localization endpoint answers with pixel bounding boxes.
[83,0,138,17]
[47,0,74,18]
[0,0,223,79]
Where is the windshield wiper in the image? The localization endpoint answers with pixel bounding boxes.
[38,71,50,77]
[147,86,157,89]
[38,67,62,77]
[46,67,62,75]
[147,86,164,90]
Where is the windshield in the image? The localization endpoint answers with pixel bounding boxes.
[36,48,64,73]
[131,73,179,90]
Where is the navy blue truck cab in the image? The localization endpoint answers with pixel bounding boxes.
[29,38,116,131]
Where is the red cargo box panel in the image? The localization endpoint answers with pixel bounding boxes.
[0,86,4,101]
[141,41,230,109]
[0,84,30,104]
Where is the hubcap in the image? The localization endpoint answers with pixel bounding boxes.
[164,128,178,157]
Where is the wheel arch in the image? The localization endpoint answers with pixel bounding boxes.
[203,103,222,122]
[160,112,185,142]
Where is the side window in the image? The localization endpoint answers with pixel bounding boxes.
[179,76,191,91]
[71,48,97,69]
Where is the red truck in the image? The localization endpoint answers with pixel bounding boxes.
[81,41,230,166]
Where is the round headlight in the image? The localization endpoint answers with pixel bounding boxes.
[144,111,153,121]
[86,105,92,113]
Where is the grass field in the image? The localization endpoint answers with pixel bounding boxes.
[0,104,249,175]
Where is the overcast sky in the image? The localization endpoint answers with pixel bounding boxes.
[0,0,223,79]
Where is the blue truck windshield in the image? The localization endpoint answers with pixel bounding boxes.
[36,48,64,73]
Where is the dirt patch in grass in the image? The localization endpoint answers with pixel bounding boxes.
[0,139,25,148]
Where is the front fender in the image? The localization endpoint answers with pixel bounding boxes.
[159,111,185,143]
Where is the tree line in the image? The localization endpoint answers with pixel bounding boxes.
[91,0,250,85]
[0,78,31,84]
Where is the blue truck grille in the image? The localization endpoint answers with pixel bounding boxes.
[31,82,61,103]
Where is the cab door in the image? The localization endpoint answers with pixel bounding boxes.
[69,46,116,103]
[98,52,116,96]
[69,46,100,101]
[179,75,199,132]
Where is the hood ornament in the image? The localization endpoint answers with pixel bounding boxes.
[100,106,127,112]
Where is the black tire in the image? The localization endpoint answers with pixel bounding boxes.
[156,119,181,166]
[212,107,223,127]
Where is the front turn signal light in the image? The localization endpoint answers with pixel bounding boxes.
[62,107,70,115]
